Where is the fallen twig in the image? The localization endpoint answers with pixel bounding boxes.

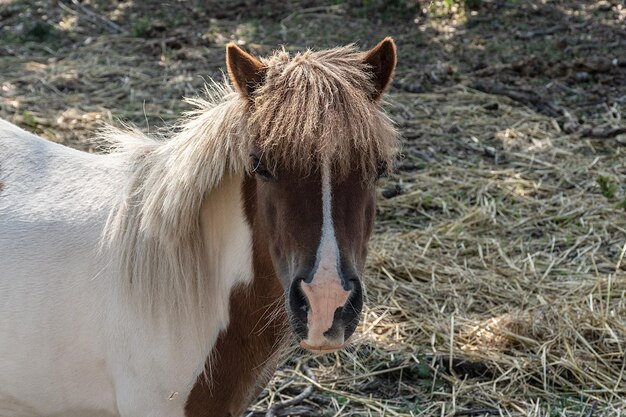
[516,25,565,39]
[454,408,500,416]
[470,80,560,118]
[580,126,626,138]
[393,80,425,94]
[583,401,597,417]
[265,364,316,417]
[58,0,123,34]
[469,79,579,131]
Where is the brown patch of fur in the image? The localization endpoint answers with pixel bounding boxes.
[249,45,398,178]
[184,286,286,417]
[331,165,376,276]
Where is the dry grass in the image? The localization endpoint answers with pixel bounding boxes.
[1,1,625,416]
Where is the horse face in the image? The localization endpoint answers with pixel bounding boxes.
[244,157,377,351]
[227,39,396,352]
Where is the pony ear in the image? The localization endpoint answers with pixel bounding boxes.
[226,43,267,99]
[363,37,397,101]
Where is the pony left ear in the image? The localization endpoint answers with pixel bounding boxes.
[363,37,397,101]
[226,43,267,99]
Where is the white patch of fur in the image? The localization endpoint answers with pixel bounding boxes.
[316,162,340,274]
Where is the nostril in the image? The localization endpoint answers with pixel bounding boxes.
[289,278,308,322]
[323,307,345,341]
[342,276,355,292]
[288,278,309,338]
[341,279,363,340]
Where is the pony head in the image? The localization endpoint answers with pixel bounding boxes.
[227,39,398,352]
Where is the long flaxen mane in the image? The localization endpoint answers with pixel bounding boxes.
[102,45,398,344]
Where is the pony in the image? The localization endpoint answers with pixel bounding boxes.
[0,38,398,417]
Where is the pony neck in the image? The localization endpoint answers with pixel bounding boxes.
[185,174,289,416]
[105,95,251,351]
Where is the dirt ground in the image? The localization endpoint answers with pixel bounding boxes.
[1,0,625,416]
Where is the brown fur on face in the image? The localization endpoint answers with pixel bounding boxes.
[331,163,377,276]
[251,164,323,287]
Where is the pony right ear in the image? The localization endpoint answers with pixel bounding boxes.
[226,43,266,99]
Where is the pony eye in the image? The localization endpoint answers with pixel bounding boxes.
[376,160,388,179]
[250,155,273,180]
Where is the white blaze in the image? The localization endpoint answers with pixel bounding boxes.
[317,162,340,275]
[300,162,350,348]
